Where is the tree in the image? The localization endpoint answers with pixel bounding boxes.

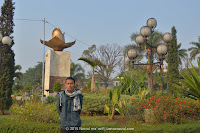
[17,62,42,89]
[82,44,123,89]
[95,44,123,88]
[24,84,33,91]
[82,44,96,58]
[177,43,187,66]
[0,0,15,115]
[70,62,85,82]
[12,65,23,91]
[167,26,179,96]
[188,36,200,61]
[78,57,104,92]
[14,65,23,80]
[130,30,163,49]
[105,89,120,120]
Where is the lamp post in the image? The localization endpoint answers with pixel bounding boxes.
[127,18,172,96]
[0,33,12,71]
[127,48,137,72]
[157,67,168,94]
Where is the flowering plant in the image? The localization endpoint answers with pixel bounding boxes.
[129,95,200,124]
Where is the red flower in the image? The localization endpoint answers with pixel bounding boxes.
[132,98,134,100]
[132,111,133,113]
[156,123,160,125]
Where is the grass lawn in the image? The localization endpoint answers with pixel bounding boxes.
[1,115,200,133]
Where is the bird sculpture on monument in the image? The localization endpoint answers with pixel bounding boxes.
[40,28,76,51]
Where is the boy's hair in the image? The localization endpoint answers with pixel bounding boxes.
[66,77,75,83]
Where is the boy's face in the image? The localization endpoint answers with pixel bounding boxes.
[65,79,75,93]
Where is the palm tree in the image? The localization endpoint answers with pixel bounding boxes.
[130,30,163,47]
[78,57,105,92]
[177,43,188,65]
[70,62,85,82]
[13,65,24,91]
[188,37,200,60]
[14,65,23,80]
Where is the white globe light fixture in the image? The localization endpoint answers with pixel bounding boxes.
[135,35,144,45]
[163,32,172,43]
[155,53,164,61]
[157,44,168,55]
[157,69,161,73]
[140,26,151,38]
[147,18,157,29]
[163,68,168,73]
[127,49,137,60]
[2,36,12,45]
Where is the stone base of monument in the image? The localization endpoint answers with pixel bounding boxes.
[44,50,70,97]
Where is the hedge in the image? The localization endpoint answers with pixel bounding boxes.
[1,115,200,133]
[81,93,136,115]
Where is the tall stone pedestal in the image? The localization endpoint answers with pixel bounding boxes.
[44,50,70,97]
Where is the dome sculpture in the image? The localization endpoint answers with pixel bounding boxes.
[40,28,76,51]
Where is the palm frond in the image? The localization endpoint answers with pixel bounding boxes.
[94,58,105,67]
[173,59,200,100]
[78,57,95,67]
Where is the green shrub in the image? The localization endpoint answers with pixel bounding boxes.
[82,93,111,115]
[0,116,60,133]
[98,88,112,94]
[82,93,135,116]
[10,101,59,123]
[30,93,41,102]
[46,96,57,104]
[24,84,33,91]
[53,82,61,92]
[118,70,148,95]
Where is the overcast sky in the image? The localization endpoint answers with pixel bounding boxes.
[0,0,200,76]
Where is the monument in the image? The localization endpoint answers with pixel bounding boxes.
[40,28,75,97]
